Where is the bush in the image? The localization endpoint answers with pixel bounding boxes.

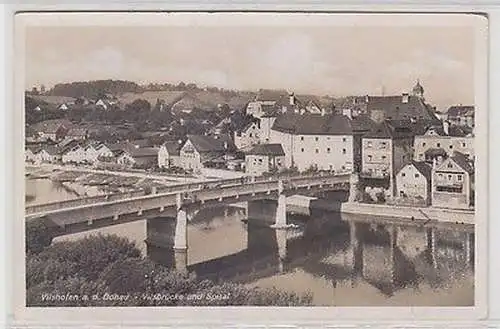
[25,219,56,254]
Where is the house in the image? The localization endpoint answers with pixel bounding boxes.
[59,103,69,111]
[447,105,474,128]
[34,145,60,164]
[116,150,136,167]
[61,144,86,164]
[413,121,474,163]
[395,161,432,205]
[234,118,261,150]
[245,144,285,176]
[25,146,40,163]
[66,127,88,141]
[94,143,114,162]
[269,113,354,172]
[179,134,236,172]
[158,141,182,168]
[30,119,72,142]
[361,120,414,196]
[431,151,474,210]
[95,99,108,110]
[118,147,159,168]
[33,106,42,112]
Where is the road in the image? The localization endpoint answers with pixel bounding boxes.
[27,163,207,183]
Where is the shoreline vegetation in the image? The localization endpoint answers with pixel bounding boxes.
[26,233,313,307]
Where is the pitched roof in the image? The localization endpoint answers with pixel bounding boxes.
[451,151,474,174]
[350,115,374,132]
[424,124,471,137]
[365,95,440,124]
[186,134,236,153]
[411,161,432,180]
[162,141,182,155]
[255,89,288,102]
[271,113,352,135]
[364,121,414,139]
[447,105,474,117]
[129,147,159,158]
[247,143,285,156]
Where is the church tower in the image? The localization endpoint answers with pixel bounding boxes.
[412,80,424,99]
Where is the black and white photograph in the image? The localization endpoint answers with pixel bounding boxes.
[16,12,487,314]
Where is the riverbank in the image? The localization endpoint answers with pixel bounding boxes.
[284,195,474,225]
[317,199,473,224]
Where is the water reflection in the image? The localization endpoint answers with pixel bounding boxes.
[150,206,474,306]
[25,178,80,206]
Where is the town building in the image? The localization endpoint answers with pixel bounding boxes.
[447,105,474,128]
[395,161,432,205]
[413,121,474,164]
[158,141,182,169]
[33,145,61,164]
[58,103,69,111]
[95,99,108,110]
[234,119,261,150]
[361,120,414,196]
[269,113,354,172]
[61,144,86,164]
[431,151,474,210]
[30,119,73,142]
[245,144,285,176]
[117,148,159,168]
[66,127,88,141]
[179,134,236,172]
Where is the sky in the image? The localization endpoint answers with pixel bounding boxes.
[23,14,482,110]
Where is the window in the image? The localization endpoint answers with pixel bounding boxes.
[342,148,346,154]
[300,136,304,141]
[380,142,387,149]
[402,173,406,177]
[438,173,443,178]
[422,142,426,147]
[381,155,386,160]
[301,148,304,152]
[458,175,462,181]
[415,173,420,178]
[315,149,319,153]
[249,133,253,137]
[437,143,441,148]
[368,155,373,161]
[342,165,346,170]
[315,137,319,142]
[327,148,331,153]
[342,137,347,142]
[447,163,453,168]
[462,142,466,147]
[259,159,263,164]
[367,141,373,148]
[448,174,452,180]
[449,145,453,149]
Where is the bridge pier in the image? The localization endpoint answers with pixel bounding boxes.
[270,180,288,229]
[426,227,437,269]
[173,194,188,273]
[350,221,364,278]
[464,232,474,269]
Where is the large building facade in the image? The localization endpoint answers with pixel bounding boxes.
[269,113,354,172]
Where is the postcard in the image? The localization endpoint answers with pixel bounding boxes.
[12,11,488,326]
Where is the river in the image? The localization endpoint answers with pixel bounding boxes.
[25,178,474,306]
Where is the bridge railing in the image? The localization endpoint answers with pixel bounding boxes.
[25,172,351,215]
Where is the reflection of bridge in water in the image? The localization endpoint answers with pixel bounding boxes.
[147,204,474,297]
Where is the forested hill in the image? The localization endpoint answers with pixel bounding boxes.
[48,80,142,99]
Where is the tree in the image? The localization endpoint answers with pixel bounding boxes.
[25,219,56,254]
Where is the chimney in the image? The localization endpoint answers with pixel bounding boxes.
[342,108,352,120]
[443,120,450,136]
[402,93,409,104]
[289,92,295,106]
[365,95,369,103]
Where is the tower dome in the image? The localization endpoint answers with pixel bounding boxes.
[412,80,424,97]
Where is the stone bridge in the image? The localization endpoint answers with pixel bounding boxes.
[26,173,351,267]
